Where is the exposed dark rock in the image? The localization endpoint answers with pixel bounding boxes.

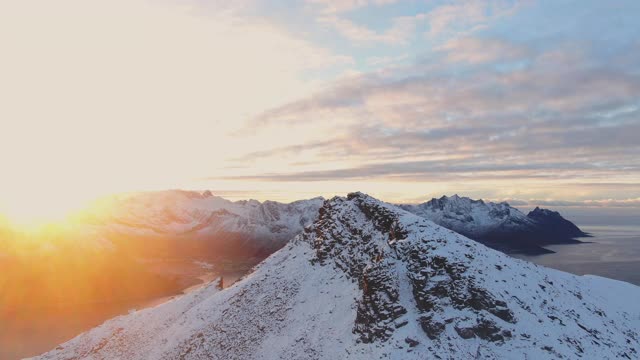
[353,262,407,343]
[454,318,511,342]
[405,337,420,347]
[419,316,445,340]
[349,192,409,242]
[405,252,515,327]
[306,195,408,343]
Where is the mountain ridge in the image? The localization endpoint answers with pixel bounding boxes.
[68,190,588,257]
[399,194,588,254]
[35,192,639,360]
[83,190,324,258]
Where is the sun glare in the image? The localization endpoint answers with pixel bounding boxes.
[0,191,94,229]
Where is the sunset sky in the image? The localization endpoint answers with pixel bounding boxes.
[1,0,639,222]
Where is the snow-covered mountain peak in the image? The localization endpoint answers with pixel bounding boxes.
[400,194,532,236]
[399,195,587,254]
[298,194,637,357]
[35,193,638,359]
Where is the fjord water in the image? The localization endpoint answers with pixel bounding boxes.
[514,225,640,286]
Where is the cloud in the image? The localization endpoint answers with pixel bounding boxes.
[308,0,399,14]
[366,53,410,67]
[437,37,529,64]
[238,38,640,193]
[308,0,528,49]
[502,198,640,209]
[218,159,607,182]
[300,1,526,51]
[254,45,640,130]
[425,0,526,38]
[307,0,425,45]
[317,13,425,45]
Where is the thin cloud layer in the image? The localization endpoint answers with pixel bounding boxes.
[502,198,640,209]
[317,13,425,45]
[249,44,640,172]
[308,0,399,14]
[229,1,640,204]
[425,0,525,38]
[1,0,638,208]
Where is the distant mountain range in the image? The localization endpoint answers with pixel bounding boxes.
[399,195,588,254]
[36,193,639,360]
[81,190,324,258]
[80,191,586,257]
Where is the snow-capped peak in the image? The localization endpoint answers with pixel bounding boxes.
[36,193,639,360]
[399,195,587,254]
[399,194,533,237]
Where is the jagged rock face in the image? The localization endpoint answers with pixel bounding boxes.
[306,194,409,343]
[36,193,640,360]
[304,193,516,345]
[399,195,588,254]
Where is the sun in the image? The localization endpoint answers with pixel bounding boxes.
[0,190,95,229]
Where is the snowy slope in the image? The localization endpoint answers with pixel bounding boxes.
[399,195,587,254]
[35,193,639,360]
[85,190,324,254]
